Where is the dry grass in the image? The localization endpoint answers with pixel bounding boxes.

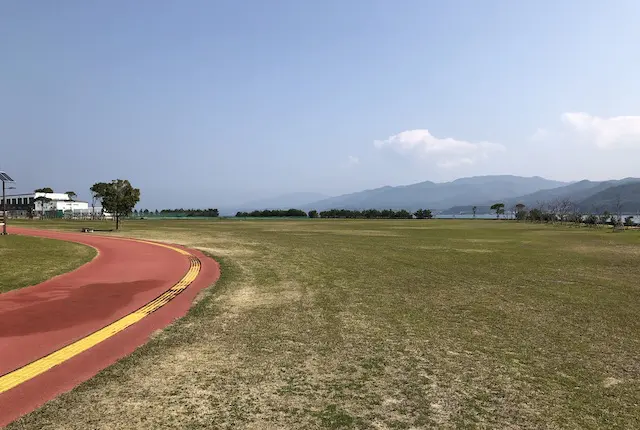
[6,219,640,429]
[0,235,95,294]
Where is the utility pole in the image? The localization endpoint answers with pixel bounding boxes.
[0,171,15,235]
[2,180,6,235]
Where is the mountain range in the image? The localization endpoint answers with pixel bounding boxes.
[227,175,640,215]
[442,177,640,214]
[303,176,566,212]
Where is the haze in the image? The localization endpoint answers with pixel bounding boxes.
[2,0,640,209]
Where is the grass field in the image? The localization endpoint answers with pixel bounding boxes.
[7,219,640,429]
[0,234,96,294]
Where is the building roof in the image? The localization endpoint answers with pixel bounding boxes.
[34,192,74,201]
[5,192,88,204]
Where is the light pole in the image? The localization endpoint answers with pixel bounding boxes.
[0,171,16,235]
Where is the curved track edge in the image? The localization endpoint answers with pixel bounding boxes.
[0,228,220,427]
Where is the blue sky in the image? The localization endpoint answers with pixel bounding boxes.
[2,0,640,208]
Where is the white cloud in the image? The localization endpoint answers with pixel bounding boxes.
[374,129,505,168]
[346,155,360,166]
[530,128,550,142]
[561,112,640,149]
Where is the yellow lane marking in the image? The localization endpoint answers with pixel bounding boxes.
[0,239,201,395]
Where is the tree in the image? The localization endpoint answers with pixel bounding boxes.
[395,209,413,219]
[35,187,54,193]
[33,195,52,217]
[591,205,603,228]
[414,209,433,219]
[513,203,527,221]
[584,213,598,227]
[490,203,505,219]
[90,182,110,219]
[92,179,141,230]
[514,203,526,220]
[472,206,477,218]
[65,191,77,201]
[614,194,623,228]
[308,209,319,218]
[528,208,541,222]
[556,198,574,224]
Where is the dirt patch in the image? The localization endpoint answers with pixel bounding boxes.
[266,228,399,237]
[570,243,640,257]
[197,246,256,258]
[224,283,302,311]
[457,238,509,244]
[603,377,623,388]
[321,229,399,237]
[390,226,438,230]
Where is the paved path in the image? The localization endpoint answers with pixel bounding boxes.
[0,227,220,427]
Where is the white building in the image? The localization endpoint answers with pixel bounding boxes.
[34,192,89,212]
[2,191,114,219]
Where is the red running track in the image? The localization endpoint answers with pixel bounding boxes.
[0,227,220,427]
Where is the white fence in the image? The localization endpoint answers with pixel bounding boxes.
[62,208,113,220]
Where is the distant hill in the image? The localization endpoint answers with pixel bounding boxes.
[305,175,567,211]
[221,175,640,216]
[578,182,640,213]
[443,177,640,214]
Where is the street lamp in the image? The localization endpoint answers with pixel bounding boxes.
[0,171,16,235]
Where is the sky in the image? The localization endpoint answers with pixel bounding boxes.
[2,0,640,209]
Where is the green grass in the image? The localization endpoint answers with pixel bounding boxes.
[7,219,640,429]
[0,234,96,294]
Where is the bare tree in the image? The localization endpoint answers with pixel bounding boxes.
[548,199,561,224]
[591,205,603,228]
[514,203,526,221]
[557,198,576,225]
[599,207,611,228]
[613,194,624,231]
[570,202,582,227]
[532,200,547,223]
[557,199,567,224]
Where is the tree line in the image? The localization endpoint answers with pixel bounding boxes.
[235,208,434,219]
[133,208,219,217]
[488,197,638,228]
[317,208,433,219]
[236,209,308,218]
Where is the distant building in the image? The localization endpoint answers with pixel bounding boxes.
[1,191,97,218]
[33,192,89,213]
[0,193,35,217]
[0,193,34,212]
